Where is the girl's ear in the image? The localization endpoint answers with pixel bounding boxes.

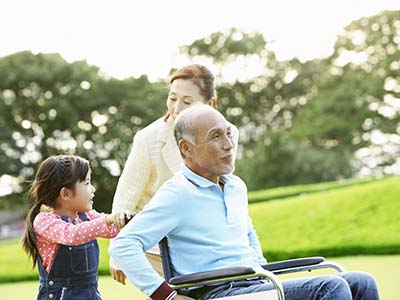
[59,187,72,200]
[206,96,216,108]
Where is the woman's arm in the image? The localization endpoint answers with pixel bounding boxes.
[111,130,152,214]
[109,129,152,282]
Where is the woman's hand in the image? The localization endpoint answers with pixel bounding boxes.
[110,266,127,284]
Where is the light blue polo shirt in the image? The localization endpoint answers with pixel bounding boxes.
[109,164,266,296]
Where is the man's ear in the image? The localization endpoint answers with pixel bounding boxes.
[207,96,216,107]
[178,139,192,158]
[59,187,73,201]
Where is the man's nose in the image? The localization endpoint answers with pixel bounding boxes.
[222,135,234,150]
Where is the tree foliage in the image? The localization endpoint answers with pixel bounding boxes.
[1,10,399,208]
[180,28,267,63]
[0,51,166,211]
[328,10,400,173]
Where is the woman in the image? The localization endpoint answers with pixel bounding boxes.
[109,64,238,284]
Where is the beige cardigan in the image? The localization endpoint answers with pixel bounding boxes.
[111,117,181,214]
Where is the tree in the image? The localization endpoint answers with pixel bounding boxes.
[0,51,167,211]
[291,10,400,177]
[327,10,400,175]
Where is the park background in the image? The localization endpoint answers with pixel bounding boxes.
[0,1,400,299]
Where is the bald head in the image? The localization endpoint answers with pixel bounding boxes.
[173,105,225,154]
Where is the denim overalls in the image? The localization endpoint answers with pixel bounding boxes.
[37,212,101,300]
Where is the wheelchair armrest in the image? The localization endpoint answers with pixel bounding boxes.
[169,267,285,300]
[262,256,345,275]
[169,266,256,285]
[262,256,325,272]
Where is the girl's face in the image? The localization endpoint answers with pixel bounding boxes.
[69,171,96,212]
[167,79,209,120]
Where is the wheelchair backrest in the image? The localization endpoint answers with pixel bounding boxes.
[159,237,173,281]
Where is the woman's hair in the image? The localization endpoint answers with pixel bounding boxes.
[21,155,89,268]
[165,64,218,120]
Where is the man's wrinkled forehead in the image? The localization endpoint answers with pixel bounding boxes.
[196,114,229,137]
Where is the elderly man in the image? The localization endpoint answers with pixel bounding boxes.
[109,105,379,300]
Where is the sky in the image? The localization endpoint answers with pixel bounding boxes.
[1,0,399,81]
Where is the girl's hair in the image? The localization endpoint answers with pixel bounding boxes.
[165,64,218,120]
[21,155,89,268]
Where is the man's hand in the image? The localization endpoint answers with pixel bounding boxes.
[110,266,127,285]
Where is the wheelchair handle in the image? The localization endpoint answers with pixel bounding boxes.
[124,213,135,224]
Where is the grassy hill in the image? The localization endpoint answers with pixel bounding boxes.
[250,176,400,260]
[247,177,374,203]
[0,176,398,283]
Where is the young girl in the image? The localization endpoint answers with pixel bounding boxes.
[21,155,131,300]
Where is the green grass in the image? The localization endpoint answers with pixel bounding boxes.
[0,255,398,300]
[248,176,374,203]
[0,238,36,282]
[249,176,400,260]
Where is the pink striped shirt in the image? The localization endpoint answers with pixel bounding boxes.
[33,210,119,272]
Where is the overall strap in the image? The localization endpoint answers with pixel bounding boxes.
[60,215,69,222]
[78,211,89,221]
[59,212,88,223]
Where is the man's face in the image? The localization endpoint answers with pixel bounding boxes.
[187,112,235,183]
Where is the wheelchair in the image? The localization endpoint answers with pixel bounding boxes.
[159,237,346,300]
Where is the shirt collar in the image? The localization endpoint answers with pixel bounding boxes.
[181,164,232,188]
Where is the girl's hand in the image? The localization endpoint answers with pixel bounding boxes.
[107,210,135,228]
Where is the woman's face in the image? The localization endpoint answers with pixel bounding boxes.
[167,79,208,119]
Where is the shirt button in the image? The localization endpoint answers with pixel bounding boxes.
[49,294,54,298]
[69,247,72,251]
[48,280,54,286]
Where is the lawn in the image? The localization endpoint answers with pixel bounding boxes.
[247,176,373,203]
[0,255,398,300]
[249,176,400,260]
